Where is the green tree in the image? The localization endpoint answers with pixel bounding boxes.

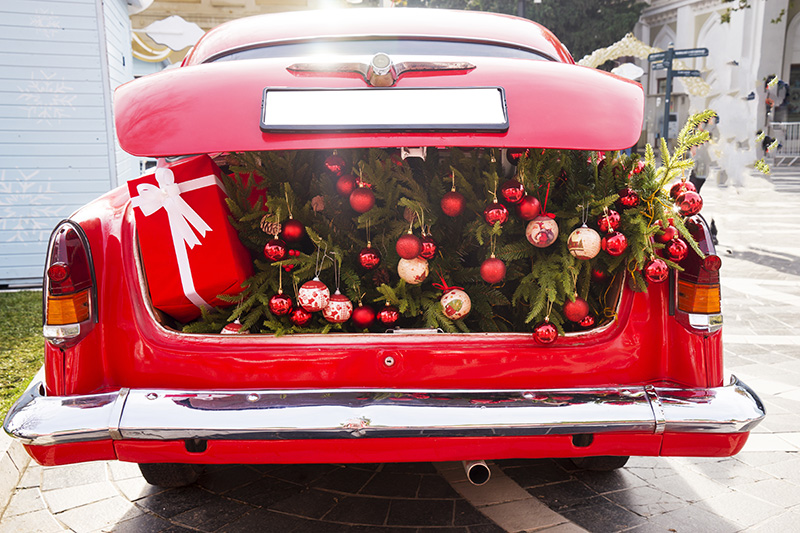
[422,0,647,60]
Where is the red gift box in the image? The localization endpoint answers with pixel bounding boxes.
[128,155,253,322]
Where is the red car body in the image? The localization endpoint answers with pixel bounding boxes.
[5,9,763,475]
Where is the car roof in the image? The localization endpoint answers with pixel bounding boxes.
[184,8,575,65]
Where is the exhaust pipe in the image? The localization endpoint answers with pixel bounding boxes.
[463,460,491,486]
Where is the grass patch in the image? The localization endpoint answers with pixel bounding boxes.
[0,290,43,418]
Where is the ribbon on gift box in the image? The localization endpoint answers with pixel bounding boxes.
[130,159,227,313]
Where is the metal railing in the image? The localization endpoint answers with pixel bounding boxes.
[770,122,800,165]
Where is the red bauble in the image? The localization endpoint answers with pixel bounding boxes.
[359,246,382,270]
[665,238,689,262]
[644,257,669,283]
[350,186,375,213]
[563,297,590,322]
[655,225,679,243]
[533,320,558,344]
[263,238,288,262]
[483,202,509,226]
[617,187,640,209]
[396,233,422,259]
[324,153,347,176]
[480,256,506,284]
[351,304,376,328]
[597,210,620,233]
[280,219,305,243]
[289,307,313,327]
[500,179,525,204]
[420,235,438,260]
[441,190,466,217]
[676,191,703,217]
[601,231,628,256]
[669,179,696,200]
[268,291,293,316]
[377,304,400,327]
[517,195,541,220]
[579,314,596,329]
[336,174,358,197]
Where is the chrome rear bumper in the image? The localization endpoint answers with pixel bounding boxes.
[4,371,765,446]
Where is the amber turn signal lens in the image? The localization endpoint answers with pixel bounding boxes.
[46,289,90,325]
[677,281,721,314]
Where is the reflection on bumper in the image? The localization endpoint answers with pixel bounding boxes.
[4,370,765,446]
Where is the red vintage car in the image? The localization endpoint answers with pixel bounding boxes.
[4,8,764,488]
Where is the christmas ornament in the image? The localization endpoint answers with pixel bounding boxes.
[480,255,506,284]
[289,307,313,327]
[669,179,696,200]
[396,232,422,259]
[350,184,375,213]
[377,303,400,327]
[280,218,305,244]
[263,238,288,262]
[419,234,438,260]
[500,179,525,204]
[533,320,558,344]
[336,174,358,197]
[567,226,601,260]
[268,290,293,316]
[617,187,640,209]
[351,304,376,329]
[526,216,559,248]
[563,296,589,322]
[517,195,541,220]
[440,288,471,320]
[322,291,353,323]
[579,315,596,329]
[221,320,248,334]
[359,244,382,270]
[397,257,429,285]
[601,231,628,256]
[676,190,703,217]
[597,210,620,233]
[484,202,509,226]
[644,257,669,283]
[324,152,347,176]
[665,237,689,262]
[298,277,330,312]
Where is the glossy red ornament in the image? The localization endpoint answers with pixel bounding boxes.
[617,187,640,209]
[644,258,669,283]
[533,320,558,344]
[419,235,438,260]
[597,210,620,233]
[396,233,422,259]
[336,174,358,197]
[563,296,589,322]
[351,304,376,328]
[350,186,375,213]
[324,153,347,176]
[322,291,353,323]
[441,190,466,217]
[263,238,288,262]
[377,303,400,327]
[484,202,509,226]
[298,278,330,312]
[601,231,628,256]
[280,219,305,243]
[288,307,313,327]
[665,238,689,262]
[579,314,596,328]
[676,191,703,217]
[500,179,525,204]
[517,195,541,220]
[268,291,293,316]
[359,245,382,270]
[669,179,696,200]
[480,255,506,284]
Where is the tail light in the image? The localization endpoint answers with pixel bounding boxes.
[42,221,97,346]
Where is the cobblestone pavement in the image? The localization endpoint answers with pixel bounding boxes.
[2,168,799,533]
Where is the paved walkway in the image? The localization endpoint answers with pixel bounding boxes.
[2,167,800,532]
